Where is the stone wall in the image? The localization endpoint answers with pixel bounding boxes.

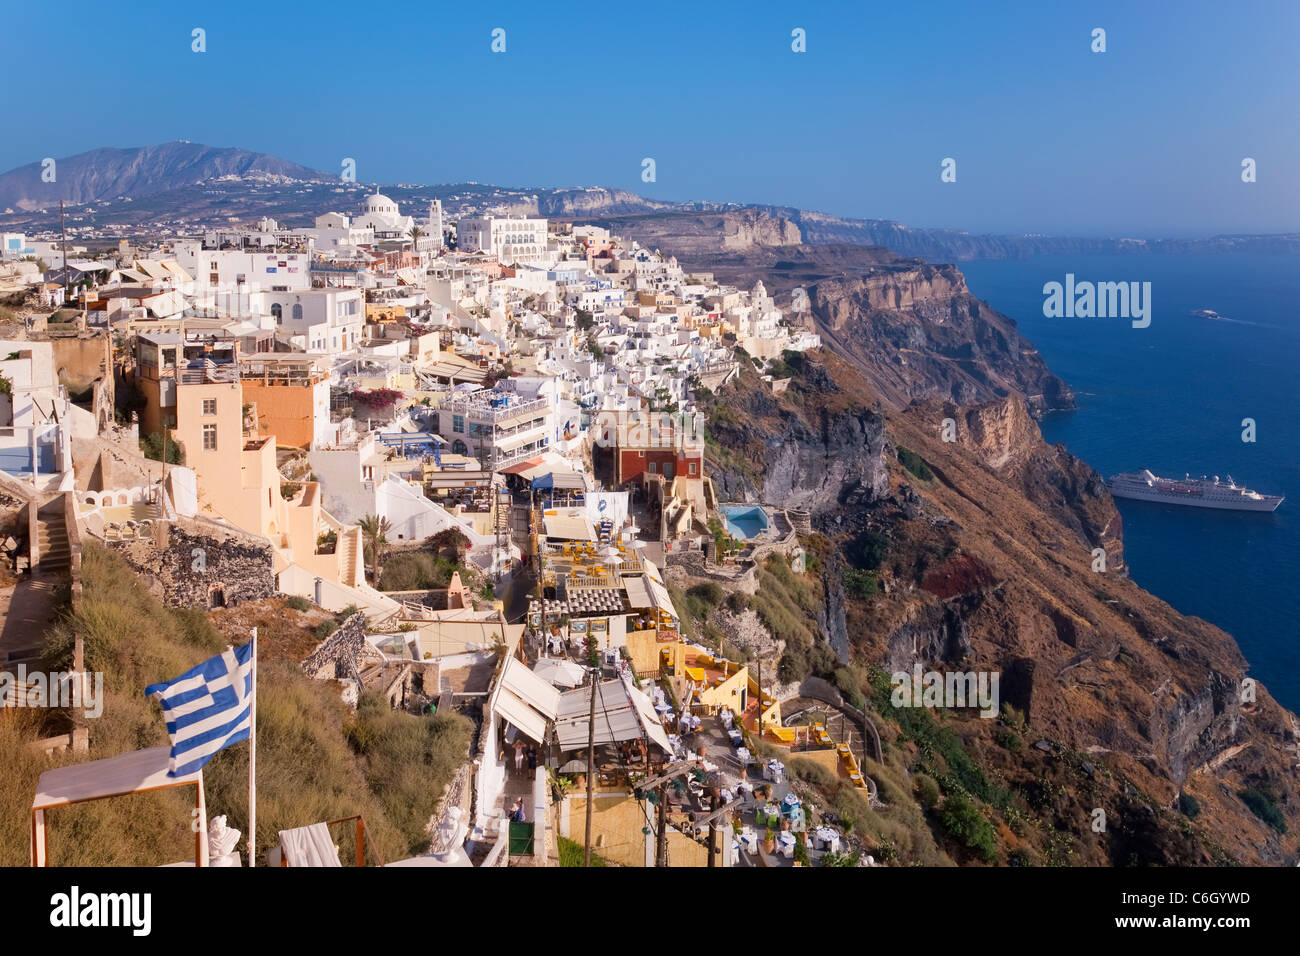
[302,611,382,684]
[109,520,276,609]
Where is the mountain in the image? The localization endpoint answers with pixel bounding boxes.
[0,142,328,211]
[3,141,1297,260]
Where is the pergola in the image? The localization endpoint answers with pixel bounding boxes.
[31,746,209,867]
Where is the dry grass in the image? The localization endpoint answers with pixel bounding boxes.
[0,542,473,866]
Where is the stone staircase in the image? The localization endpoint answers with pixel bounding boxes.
[34,501,70,576]
[338,527,361,587]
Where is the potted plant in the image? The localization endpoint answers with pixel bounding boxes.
[763,827,776,854]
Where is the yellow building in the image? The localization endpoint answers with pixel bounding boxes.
[171,366,357,587]
[238,354,330,450]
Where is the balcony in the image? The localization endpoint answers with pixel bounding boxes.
[179,362,239,385]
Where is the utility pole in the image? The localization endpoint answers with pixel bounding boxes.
[707,791,718,868]
[583,671,597,867]
[655,781,668,867]
[756,657,762,739]
[59,200,68,304]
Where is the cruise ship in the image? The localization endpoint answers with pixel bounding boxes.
[1106,470,1284,512]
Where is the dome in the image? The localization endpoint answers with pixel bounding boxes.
[364,191,399,215]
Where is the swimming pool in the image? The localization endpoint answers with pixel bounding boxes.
[720,505,770,540]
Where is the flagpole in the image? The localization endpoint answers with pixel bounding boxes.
[248,627,257,867]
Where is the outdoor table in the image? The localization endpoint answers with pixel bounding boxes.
[735,747,751,767]
[727,728,743,746]
[814,827,841,852]
[782,793,801,809]
[760,803,780,827]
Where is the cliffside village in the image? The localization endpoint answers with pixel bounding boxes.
[0,193,898,868]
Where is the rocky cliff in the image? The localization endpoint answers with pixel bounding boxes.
[701,355,887,511]
[700,347,1298,865]
[809,264,1075,414]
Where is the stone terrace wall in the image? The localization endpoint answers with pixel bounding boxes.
[302,611,381,684]
[109,520,276,609]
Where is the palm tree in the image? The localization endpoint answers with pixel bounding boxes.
[407,225,424,254]
[358,514,391,584]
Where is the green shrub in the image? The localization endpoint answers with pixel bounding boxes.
[939,795,998,862]
[995,728,1023,751]
[1178,792,1201,819]
[846,530,889,570]
[726,591,751,613]
[140,431,183,464]
[913,773,941,809]
[285,595,312,612]
[687,582,725,607]
[557,836,608,867]
[380,552,457,591]
[842,567,879,599]
[314,619,339,641]
[346,692,473,855]
[897,446,933,481]
[788,757,837,790]
[1238,788,1286,833]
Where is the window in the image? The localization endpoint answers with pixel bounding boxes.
[271,304,282,323]
[292,304,303,320]
[202,398,217,416]
[689,462,698,475]
[452,415,465,433]
[202,424,218,451]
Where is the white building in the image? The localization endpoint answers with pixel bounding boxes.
[354,191,416,239]
[457,216,550,266]
[265,287,365,352]
[0,340,77,490]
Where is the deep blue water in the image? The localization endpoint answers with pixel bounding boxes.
[961,253,1300,712]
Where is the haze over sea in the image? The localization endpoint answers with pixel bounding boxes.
[961,253,1300,712]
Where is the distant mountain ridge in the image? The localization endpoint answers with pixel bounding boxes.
[2,141,1298,261]
[0,142,328,211]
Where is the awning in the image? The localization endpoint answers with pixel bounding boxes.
[644,573,677,621]
[544,514,595,541]
[622,576,653,611]
[495,688,549,745]
[500,457,546,476]
[32,746,202,811]
[142,290,185,317]
[424,360,487,383]
[554,678,672,753]
[499,656,560,717]
[535,471,588,492]
[533,657,587,689]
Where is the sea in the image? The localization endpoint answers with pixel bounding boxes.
[960,253,1300,712]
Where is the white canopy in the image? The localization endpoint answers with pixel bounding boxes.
[533,657,587,689]
[554,677,673,753]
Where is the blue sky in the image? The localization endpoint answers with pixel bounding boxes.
[3,0,1298,237]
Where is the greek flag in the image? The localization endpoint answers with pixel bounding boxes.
[145,642,253,777]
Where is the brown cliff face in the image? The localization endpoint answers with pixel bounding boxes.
[705,348,1298,864]
[809,265,1075,414]
[871,378,1298,865]
[936,395,1124,571]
